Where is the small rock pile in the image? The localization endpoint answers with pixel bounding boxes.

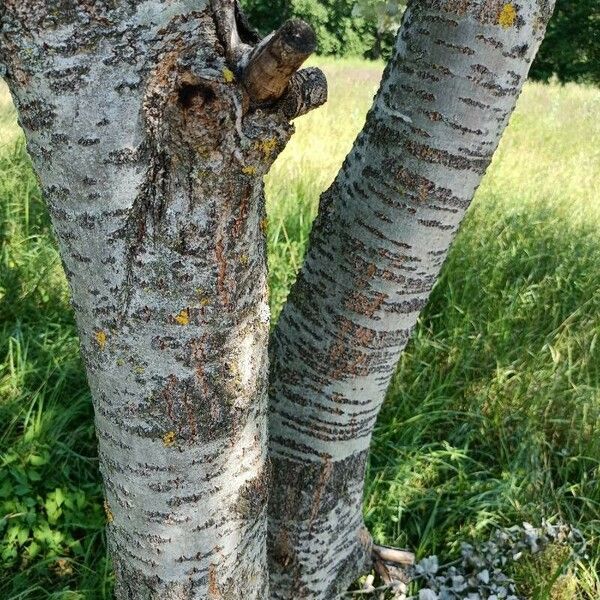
[352,521,586,599]
[412,521,585,600]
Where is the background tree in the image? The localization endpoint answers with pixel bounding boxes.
[242,0,381,56]
[240,0,289,36]
[244,0,599,83]
[0,0,555,598]
[351,0,406,57]
[530,0,600,84]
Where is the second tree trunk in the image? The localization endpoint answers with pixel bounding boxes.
[268,1,556,597]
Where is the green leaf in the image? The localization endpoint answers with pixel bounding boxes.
[14,484,32,496]
[45,498,62,524]
[54,488,65,507]
[10,467,28,486]
[7,524,20,542]
[33,522,52,544]
[28,469,42,481]
[1,545,17,562]
[2,452,19,466]
[27,540,40,558]
[0,480,12,498]
[28,454,48,466]
[17,526,29,546]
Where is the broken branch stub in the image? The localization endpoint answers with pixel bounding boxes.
[279,67,328,120]
[242,18,327,116]
[243,19,316,104]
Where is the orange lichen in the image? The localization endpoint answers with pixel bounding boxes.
[103,499,114,524]
[196,289,211,307]
[498,3,517,28]
[95,330,107,350]
[175,308,190,326]
[162,431,177,447]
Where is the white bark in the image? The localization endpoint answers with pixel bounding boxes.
[268,1,556,598]
[1,0,556,598]
[0,1,318,597]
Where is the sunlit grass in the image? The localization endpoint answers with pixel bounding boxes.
[1,85,19,150]
[265,58,385,315]
[2,60,600,597]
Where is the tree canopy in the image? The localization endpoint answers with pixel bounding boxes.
[530,0,600,85]
[242,0,599,83]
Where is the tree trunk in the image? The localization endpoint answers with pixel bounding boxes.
[2,0,557,597]
[267,1,556,598]
[0,1,324,598]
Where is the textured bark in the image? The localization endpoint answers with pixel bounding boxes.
[0,1,323,598]
[268,1,556,598]
[2,0,557,597]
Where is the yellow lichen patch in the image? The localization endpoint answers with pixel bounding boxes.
[222,67,235,83]
[103,499,114,524]
[95,330,107,350]
[196,147,212,159]
[498,3,517,28]
[240,254,249,267]
[260,218,269,234]
[256,137,278,159]
[242,165,257,176]
[163,431,177,447]
[196,288,211,307]
[175,308,190,326]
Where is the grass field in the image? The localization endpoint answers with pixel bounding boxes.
[1,59,600,598]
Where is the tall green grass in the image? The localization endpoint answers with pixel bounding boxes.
[1,60,599,598]
[1,91,108,599]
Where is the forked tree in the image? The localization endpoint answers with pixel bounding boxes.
[0,0,555,598]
